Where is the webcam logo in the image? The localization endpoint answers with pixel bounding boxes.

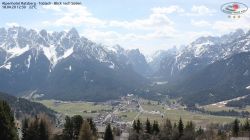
[221,2,248,19]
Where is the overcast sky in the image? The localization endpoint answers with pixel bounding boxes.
[1,0,250,54]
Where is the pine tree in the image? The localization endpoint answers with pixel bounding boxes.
[159,119,172,140]
[243,118,250,131]
[152,120,160,134]
[78,120,93,140]
[87,118,97,136]
[165,119,172,132]
[0,100,18,140]
[132,119,141,133]
[178,117,184,136]
[72,115,83,140]
[196,126,205,140]
[145,118,152,134]
[23,115,50,140]
[22,118,29,140]
[136,119,141,133]
[196,126,204,136]
[173,122,177,128]
[183,121,195,140]
[185,121,195,132]
[232,119,240,137]
[38,118,49,140]
[130,119,141,140]
[133,120,137,131]
[104,124,113,140]
[113,127,121,136]
[163,119,173,135]
[217,129,227,140]
[25,116,40,140]
[63,116,73,140]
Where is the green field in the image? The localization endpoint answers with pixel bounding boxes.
[138,100,241,126]
[141,104,165,112]
[37,100,112,117]
[38,99,241,126]
[136,109,238,126]
[118,111,139,121]
[203,104,250,112]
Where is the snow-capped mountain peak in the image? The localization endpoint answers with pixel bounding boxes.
[0,27,148,101]
[158,29,250,80]
[0,27,115,70]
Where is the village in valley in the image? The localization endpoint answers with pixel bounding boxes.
[37,94,182,139]
[36,94,243,139]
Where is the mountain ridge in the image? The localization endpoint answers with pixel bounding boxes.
[1,27,250,104]
[0,27,148,101]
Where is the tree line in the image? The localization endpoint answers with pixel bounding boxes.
[129,117,250,140]
[21,114,114,140]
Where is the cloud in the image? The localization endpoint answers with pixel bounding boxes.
[82,28,176,47]
[213,20,249,32]
[80,26,179,55]
[191,20,211,27]
[183,31,213,40]
[42,4,177,46]
[6,22,19,27]
[42,5,105,27]
[42,4,176,32]
[82,29,122,45]
[151,5,185,14]
[109,5,184,30]
[186,5,216,16]
[108,13,174,30]
[212,10,250,33]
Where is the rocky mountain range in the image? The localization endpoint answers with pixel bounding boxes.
[158,29,250,82]
[0,27,148,101]
[152,29,250,105]
[0,27,250,104]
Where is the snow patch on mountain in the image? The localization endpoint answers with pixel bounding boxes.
[106,45,118,53]
[243,70,249,76]
[105,45,124,54]
[25,55,32,69]
[42,45,58,67]
[62,47,73,59]
[193,41,214,57]
[108,62,115,69]
[7,45,29,60]
[0,62,11,70]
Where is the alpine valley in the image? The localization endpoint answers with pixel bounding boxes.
[1,27,250,105]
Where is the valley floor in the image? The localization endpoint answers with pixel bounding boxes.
[36,95,242,129]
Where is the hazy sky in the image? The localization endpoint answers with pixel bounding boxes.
[1,0,250,54]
